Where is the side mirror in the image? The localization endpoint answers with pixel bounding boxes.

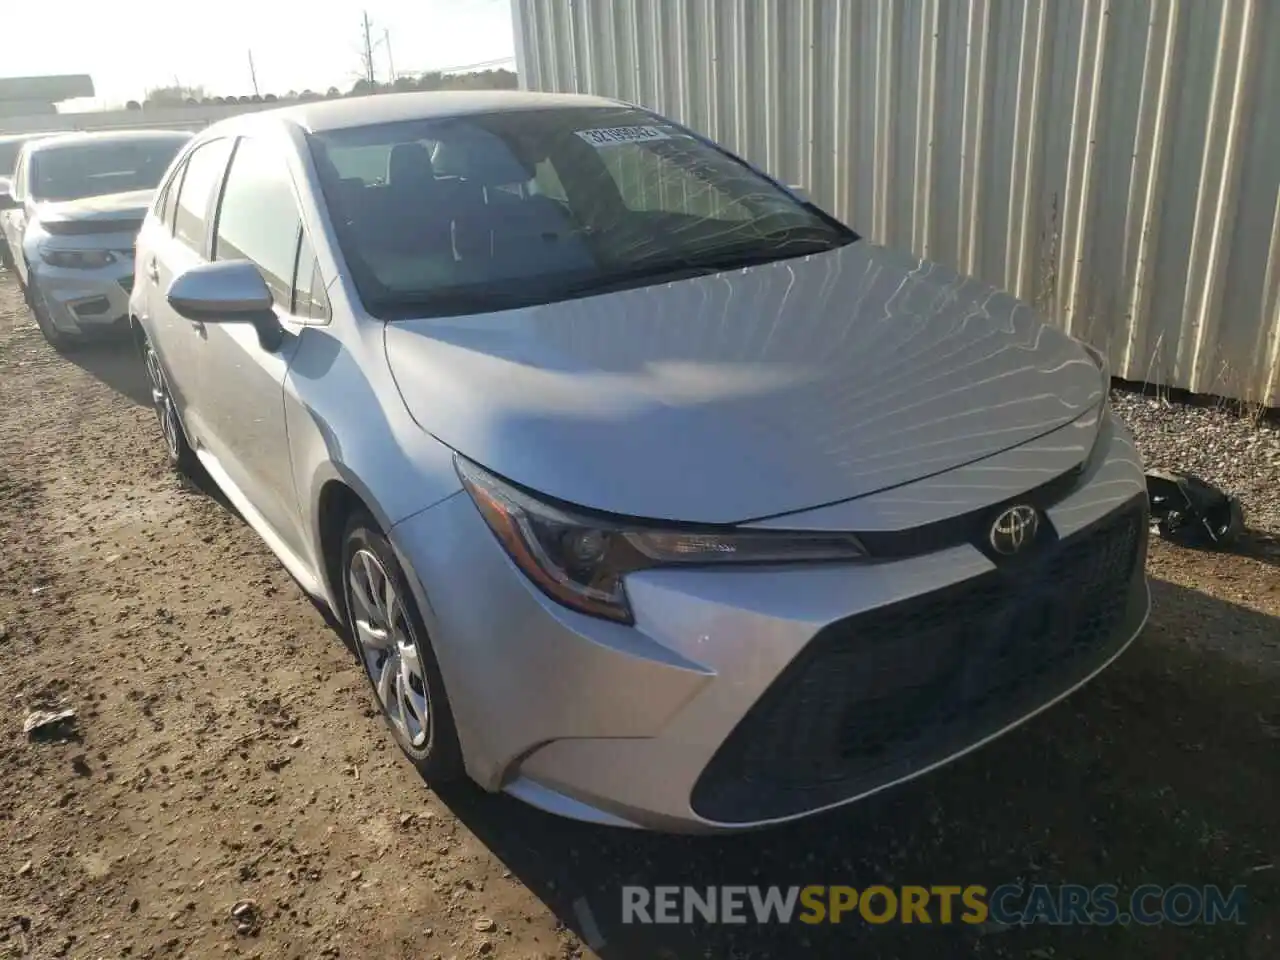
[167,260,284,350]
[0,186,16,211]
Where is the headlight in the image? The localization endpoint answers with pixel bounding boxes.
[456,457,867,623]
[41,248,117,269]
[1079,340,1110,383]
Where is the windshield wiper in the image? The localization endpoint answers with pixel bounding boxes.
[556,260,726,298]
[369,231,853,318]
[369,287,541,319]
[680,229,850,269]
[556,235,848,300]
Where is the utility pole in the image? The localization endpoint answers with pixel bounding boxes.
[361,11,377,85]
[248,50,260,97]
[385,29,396,82]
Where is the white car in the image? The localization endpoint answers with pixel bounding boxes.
[0,130,190,347]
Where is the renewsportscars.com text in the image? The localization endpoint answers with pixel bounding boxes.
[621,883,1246,927]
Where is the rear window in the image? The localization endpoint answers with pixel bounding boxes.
[29,134,191,202]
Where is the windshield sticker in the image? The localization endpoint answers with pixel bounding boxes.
[574,125,672,148]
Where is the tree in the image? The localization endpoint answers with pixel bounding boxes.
[145,84,208,106]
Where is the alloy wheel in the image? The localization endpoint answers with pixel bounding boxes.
[143,340,182,460]
[348,548,432,749]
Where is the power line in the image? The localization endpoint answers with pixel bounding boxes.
[409,55,516,75]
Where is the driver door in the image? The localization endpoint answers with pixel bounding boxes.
[196,135,322,563]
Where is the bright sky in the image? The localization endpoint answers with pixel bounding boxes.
[7,0,516,108]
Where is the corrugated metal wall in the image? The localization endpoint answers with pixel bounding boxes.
[512,0,1280,407]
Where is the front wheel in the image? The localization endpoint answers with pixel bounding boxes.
[342,512,464,784]
[27,276,74,351]
[140,329,198,475]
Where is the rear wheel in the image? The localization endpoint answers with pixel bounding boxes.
[141,329,198,475]
[342,512,464,783]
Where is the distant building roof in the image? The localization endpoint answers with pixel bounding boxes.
[0,75,95,103]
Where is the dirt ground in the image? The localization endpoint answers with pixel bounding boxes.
[0,272,1277,960]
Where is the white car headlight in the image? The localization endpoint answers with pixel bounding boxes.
[1078,340,1111,385]
[456,457,866,623]
[41,248,117,269]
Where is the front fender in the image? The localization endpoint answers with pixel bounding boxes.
[19,217,46,278]
[283,324,462,605]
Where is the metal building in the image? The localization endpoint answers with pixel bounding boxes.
[513,0,1280,407]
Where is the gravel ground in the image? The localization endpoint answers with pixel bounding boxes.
[0,270,1277,960]
[1112,391,1280,536]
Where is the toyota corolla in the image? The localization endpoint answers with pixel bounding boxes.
[129,91,1149,832]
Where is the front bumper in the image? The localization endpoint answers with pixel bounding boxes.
[390,408,1149,833]
[29,254,135,338]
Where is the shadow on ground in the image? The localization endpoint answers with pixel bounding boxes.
[436,580,1279,960]
[67,337,151,407]
[70,330,1278,957]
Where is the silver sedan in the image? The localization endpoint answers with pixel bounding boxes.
[130,91,1149,833]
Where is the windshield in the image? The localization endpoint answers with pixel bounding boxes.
[308,106,855,318]
[30,135,190,202]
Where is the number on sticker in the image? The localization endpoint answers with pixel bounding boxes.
[574,126,672,148]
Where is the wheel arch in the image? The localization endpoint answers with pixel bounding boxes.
[316,477,367,622]
[312,467,400,623]
[128,313,148,354]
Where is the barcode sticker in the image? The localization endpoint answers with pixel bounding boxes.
[574,125,672,148]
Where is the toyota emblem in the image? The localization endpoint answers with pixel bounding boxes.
[989,505,1040,555]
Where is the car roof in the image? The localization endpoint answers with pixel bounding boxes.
[25,129,193,155]
[244,90,629,134]
[0,132,58,145]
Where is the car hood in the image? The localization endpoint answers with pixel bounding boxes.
[384,241,1104,524]
[37,188,153,225]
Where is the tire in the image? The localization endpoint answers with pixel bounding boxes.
[341,511,464,784]
[26,274,75,351]
[140,327,199,475]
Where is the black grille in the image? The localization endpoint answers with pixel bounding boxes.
[691,498,1148,824]
[855,463,1085,559]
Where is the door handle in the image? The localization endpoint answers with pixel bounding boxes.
[146,259,159,282]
